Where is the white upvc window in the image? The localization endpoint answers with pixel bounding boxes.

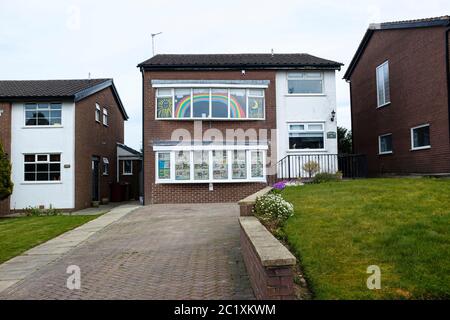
[103,108,108,126]
[123,160,133,175]
[24,153,61,182]
[411,124,431,151]
[288,123,325,150]
[155,87,265,120]
[155,149,266,184]
[24,103,62,126]
[378,133,393,155]
[102,157,109,175]
[376,61,390,108]
[95,103,101,122]
[287,72,323,94]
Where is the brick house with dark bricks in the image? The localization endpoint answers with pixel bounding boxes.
[0,79,129,214]
[138,54,342,204]
[344,16,450,176]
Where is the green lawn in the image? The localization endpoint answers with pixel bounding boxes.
[0,215,99,264]
[281,178,450,300]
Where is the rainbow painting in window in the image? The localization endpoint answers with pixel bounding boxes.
[230,89,246,119]
[174,89,191,118]
[212,89,228,118]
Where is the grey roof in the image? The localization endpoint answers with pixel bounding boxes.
[0,79,128,119]
[344,16,450,80]
[138,54,343,70]
[117,143,142,156]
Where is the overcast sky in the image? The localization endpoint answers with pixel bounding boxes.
[1,0,449,150]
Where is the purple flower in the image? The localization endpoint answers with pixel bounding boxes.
[273,181,287,190]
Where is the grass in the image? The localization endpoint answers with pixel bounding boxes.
[0,215,99,264]
[281,178,450,300]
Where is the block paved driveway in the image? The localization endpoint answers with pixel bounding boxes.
[0,204,254,300]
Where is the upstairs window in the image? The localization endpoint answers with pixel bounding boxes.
[287,73,323,94]
[103,108,108,126]
[155,87,265,120]
[24,154,61,182]
[411,124,430,150]
[376,61,390,107]
[378,134,393,154]
[25,103,62,126]
[288,123,324,150]
[95,103,101,122]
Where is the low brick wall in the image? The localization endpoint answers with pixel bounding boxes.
[239,217,296,300]
[238,186,273,216]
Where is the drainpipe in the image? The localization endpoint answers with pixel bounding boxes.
[346,79,355,154]
[141,67,146,205]
[446,27,450,142]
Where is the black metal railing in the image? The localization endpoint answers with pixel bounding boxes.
[269,154,367,181]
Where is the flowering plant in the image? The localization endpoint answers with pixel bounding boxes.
[253,193,294,226]
[273,181,288,190]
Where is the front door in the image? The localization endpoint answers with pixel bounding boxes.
[92,157,100,201]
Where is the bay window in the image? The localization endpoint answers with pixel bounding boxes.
[154,87,265,120]
[288,123,325,150]
[155,148,266,183]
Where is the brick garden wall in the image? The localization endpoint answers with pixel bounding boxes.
[142,70,277,204]
[350,26,450,175]
[0,102,11,215]
[74,87,125,210]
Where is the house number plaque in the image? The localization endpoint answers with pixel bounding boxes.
[327,131,337,139]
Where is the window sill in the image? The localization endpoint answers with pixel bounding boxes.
[285,93,325,97]
[21,181,62,185]
[123,173,133,176]
[287,149,327,153]
[378,151,393,155]
[411,146,431,151]
[22,125,63,129]
[377,102,391,109]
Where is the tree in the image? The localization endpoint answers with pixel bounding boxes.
[338,126,352,154]
[0,142,13,200]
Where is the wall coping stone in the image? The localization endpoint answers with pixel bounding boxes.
[239,216,296,267]
[238,186,273,205]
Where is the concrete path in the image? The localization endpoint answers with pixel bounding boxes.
[0,203,141,294]
[0,203,254,300]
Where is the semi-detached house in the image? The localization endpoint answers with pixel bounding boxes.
[138,53,343,204]
[0,79,129,214]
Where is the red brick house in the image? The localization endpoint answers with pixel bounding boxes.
[0,79,129,215]
[138,54,342,204]
[344,16,450,176]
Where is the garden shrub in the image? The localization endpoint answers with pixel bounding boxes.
[24,205,62,217]
[253,193,294,226]
[312,171,342,184]
[302,161,320,178]
[0,143,13,200]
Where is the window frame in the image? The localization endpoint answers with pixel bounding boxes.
[154,149,266,184]
[95,103,101,123]
[123,160,133,175]
[154,87,266,121]
[410,124,431,151]
[23,102,63,127]
[102,157,109,175]
[376,61,391,108]
[287,72,324,95]
[378,133,393,155]
[23,153,62,183]
[102,108,108,126]
[287,122,326,151]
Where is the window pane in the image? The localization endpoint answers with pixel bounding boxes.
[25,103,36,111]
[289,133,324,149]
[37,155,48,162]
[213,150,228,180]
[175,151,190,180]
[377,66,385,106]
[308,124,323,131]
[157,97,173,118]
[194,151,209,180]
[37,163,49,172]
[24,155,35,162]
[193,89,210,118]
[50,163,60,172]
[211,89,228,118]
[289,124,304,131]
[413,126,430,148]
[50,154,61,162]
[124,160,132,173]
[251,151,264,178]
[25,172,35,181]
[383,63,390,103]
[157,88,172,96]
[49,118,62,126]
[37,103,49,110]
[174,89,191,118]
[50,103,62,110]
[248,97,264,119]
[158,153,171,179]
[50,172,61,181]
[24,164,36,172]
[288,79,322,94]
[25,118,37,126]
[230,89,246,118]
[232,150,247,179]
[380,135,392,153]
[37,172,49,181]
[248,89,264,97]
